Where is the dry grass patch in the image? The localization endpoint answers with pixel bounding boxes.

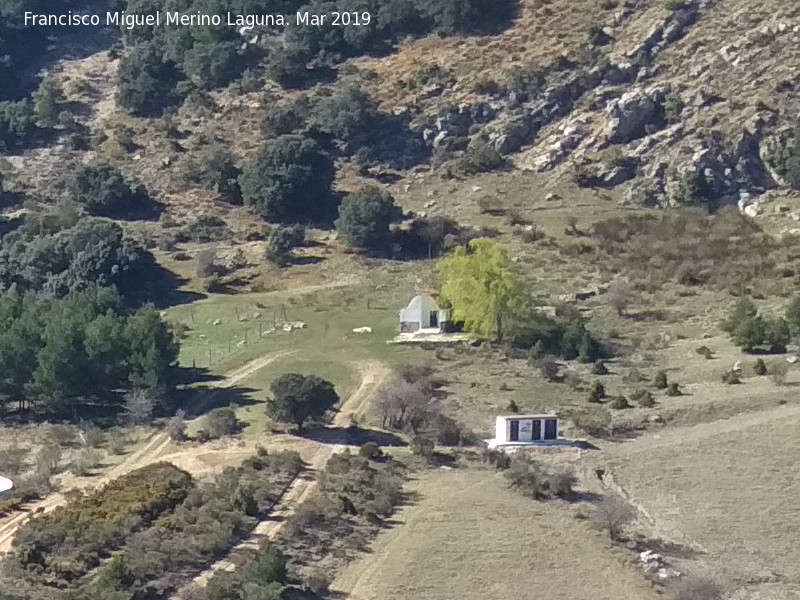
[598,403,800,598]
[333,466,660,600]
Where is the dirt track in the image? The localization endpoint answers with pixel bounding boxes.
[0,349,297,555]
[172,360,391,599]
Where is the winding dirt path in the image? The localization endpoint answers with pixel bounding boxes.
[0,349,297,555]
[172,360,391,599]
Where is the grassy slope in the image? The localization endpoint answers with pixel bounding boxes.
[334,466,661,600]
[595,402,800,598]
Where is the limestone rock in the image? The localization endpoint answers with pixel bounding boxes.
[604,86,669,144]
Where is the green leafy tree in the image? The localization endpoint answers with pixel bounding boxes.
[66,164,148,218]
[785,292,800,332]
[239,135,336,224]
[267,373,339,430]
[312,86,380,149]
[437,239,524,342]
[33,76,61,128]
[0,100,36,151]
[182,40,240,89]
[181,144,241,202]
[721,296,758,334]
[560,319,603,362]
[118,42,183,117]
[124,308,179,400]
[335,187,401,253]
[266,225,305,267]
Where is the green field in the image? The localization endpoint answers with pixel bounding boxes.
[166,274,426,433]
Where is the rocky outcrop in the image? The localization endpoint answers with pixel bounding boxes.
[604,85,669,144]
[483,114,534,155]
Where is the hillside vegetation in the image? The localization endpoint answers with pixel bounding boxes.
[1,1,800,600]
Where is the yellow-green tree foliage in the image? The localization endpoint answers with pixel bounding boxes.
[437,239,524,341]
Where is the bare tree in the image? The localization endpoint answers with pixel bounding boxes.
[606,277,634,316]
[35,443,62,476]
[196,248,219,278]
[123,388,156,426]
[590,493,636,541]
[374,379,435,432]
[769,360,789,386]
[165,409,187,442]
[536,356,560,382]
[0,440,28,477]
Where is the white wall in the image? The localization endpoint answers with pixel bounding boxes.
[400,294,439,327]
[495,417,559,443]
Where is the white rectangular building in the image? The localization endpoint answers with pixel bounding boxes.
[489,414,560,448]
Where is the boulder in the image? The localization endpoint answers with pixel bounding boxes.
[604,86,669,144]
[484,115,534,155]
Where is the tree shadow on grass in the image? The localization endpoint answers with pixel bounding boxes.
[174,382,261,418]
[297,426,407,448]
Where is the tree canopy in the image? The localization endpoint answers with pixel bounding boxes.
[0,285,179,419]
[267,373,339,430]
[335,186,401,253]
[0,216,162,303]
[66,164,151,219]
[239,134,337,224]
[437,239,525,342]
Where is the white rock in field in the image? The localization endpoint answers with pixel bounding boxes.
[352,326,372,334]
[213,319,222,325]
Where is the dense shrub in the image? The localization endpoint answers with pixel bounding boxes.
[335,186,401,253]
[591,360,609,374]
[262,99,309,136]
[454,140,507,174]
[359,441,383,460]
[266,224,305,266]
[177,215,231,243]
[754,358,767,376]
[561,318,604,363]
[588,381,605,403]
[666,382,681,396]
[631,389,655,408]
[0,215,165,303]
[274,452,405,572]
[721,370,742,385]
[240,134,337,224]
[75,450,302,599]
[66,164,151,219]
[199,407,241,440]
[654,370,668,389]
[32,76,61,128]
[312,86,380,149]
[695,345,713,359]
[11,463,193,585]
[722,296,790,353]
[118,41,183,117]
[505,454,577,501]
[191,542,289,600]
[0,100,37,151]
[179,145,241,203]
[393,215,463,259]
[608,395,631,409]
